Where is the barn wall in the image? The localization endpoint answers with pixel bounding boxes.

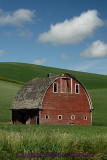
[40,75,91,125]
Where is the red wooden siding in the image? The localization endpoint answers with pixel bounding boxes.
[40,74,91,125]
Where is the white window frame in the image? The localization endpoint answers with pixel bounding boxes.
[71,115,75,120]
[45,115,49,119]
[53,82,58,93]
[58,115,62,120]
[84,116,87,120]
[75,84,79,94]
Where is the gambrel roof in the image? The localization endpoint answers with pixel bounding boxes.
[11,73,93,110]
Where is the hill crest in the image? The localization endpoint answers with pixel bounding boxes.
[0,62,107,89]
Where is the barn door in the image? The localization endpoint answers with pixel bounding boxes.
[61,78,71,93]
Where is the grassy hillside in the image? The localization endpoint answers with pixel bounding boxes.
[0,62,107,89]
[0,80,22,122]
[88,88,107,126]
[0,76,24,85]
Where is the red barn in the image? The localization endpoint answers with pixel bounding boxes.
[11,73,93,125]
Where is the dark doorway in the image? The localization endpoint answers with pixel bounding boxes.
[22,112,26,124]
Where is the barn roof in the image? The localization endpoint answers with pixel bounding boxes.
[11,73,93,110]
[12,75,60,110]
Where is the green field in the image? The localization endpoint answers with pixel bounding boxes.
[0,62,107,89]
[88,89,107,126]
[0,62,107,160]
[0,80,22,122]
[0,125,107,160]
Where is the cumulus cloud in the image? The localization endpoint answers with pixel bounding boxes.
[38,10,104,45]
[0,9,35,27]
[81,40,107,58]
[33,58,47,65]
[61,53,69,60]
[0,50,5,55]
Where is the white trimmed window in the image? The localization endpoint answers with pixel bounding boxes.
[58,115,62,120]
[84,116,87,120]
[45,115,49,119]
[75,84,79,94]
[53,83,58,93]
[71,115,75,120]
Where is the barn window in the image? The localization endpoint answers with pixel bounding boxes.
[45,115,49,119]
[58,115,62,120]
[71,115,75,120]
[75,84,79,94]
[84,116,87,120]
[53,83,58,93]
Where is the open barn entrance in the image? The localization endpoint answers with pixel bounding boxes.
[22,112,26,124]
[24,109,40,124]
[36,115,39,124]
[21,109,40,124]
[12,109,41,124]
[25,109,40,124]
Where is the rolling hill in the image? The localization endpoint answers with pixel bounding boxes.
[0,62,107,89]
[0,62,107,125]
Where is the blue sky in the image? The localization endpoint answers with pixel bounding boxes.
[0,0,107,75]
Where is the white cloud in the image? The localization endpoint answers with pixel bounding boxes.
[61,53,69,60]
[33,58,47,65]
[38,10,104,45]
[0,9,35,27]
[81,40,107,58]
[0,50,5,55]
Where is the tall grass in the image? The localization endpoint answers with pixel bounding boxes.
[0,128,107,160]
